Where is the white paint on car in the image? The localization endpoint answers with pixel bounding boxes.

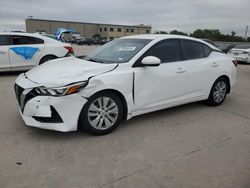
[14,34,237,134]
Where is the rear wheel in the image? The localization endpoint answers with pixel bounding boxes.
[206,77,229,106]
[79,92,123,135]
[39,55,57,65]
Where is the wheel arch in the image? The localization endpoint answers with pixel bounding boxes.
[39,54,58,65]
[218,75,231,94]
[92,89,128,120]
[77,89,128,130]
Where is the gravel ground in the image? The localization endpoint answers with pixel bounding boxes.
[0,46,250,188]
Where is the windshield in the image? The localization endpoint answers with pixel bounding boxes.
[84,38,152,64]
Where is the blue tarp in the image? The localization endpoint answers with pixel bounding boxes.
[10,47,39,60]
[55,28,76,41]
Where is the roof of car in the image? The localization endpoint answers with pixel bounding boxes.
[122,34,196,40]
[0,32,39,36]
[0,32,61,43]
[122,34,220,50]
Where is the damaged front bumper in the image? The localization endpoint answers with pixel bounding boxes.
[14,81,87,132]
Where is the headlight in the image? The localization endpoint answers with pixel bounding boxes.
[35,82,88,96]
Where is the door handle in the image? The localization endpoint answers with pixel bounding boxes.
[212,62,219,67]
[0,51,7,55]
[176,68,186,73]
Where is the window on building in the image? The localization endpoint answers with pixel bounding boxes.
[146,30,150,34]
[131,29,134,33]
[126,29,129,33]
[100,28,102,32]
[118,28,122,32]
[109,37,114,40]
[12,36,44,45]
[104,28,107,32]
[110,28,114,32]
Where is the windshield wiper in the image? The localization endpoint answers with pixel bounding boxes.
[87,58,103,63]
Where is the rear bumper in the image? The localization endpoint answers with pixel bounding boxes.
[228,54,250,63]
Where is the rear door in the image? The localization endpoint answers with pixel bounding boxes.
[179,39,215,98]
[9,35,45,69]
[0,35,11,70]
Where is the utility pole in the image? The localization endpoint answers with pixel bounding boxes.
[244,25,248,39]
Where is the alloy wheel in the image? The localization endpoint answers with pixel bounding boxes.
[87,97,119,130]
[213,81,227,103]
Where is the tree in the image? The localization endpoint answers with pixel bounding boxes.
[191,29,221,41]
[231,31,236,37]
[169,30,188,36]
[191,29,246,42]
[154,31,168,34]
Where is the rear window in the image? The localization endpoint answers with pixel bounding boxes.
[181,40,205,60]
[203,44,212,57]
[0,35,10,45]
[12,36,44,45]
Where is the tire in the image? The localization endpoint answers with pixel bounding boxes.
[206,77,229,106]
[79,91,124,135]
[39,55,57,65]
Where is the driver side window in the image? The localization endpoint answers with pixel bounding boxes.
[144,39,181,63]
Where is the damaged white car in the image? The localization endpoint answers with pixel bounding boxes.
[15,35,237,135]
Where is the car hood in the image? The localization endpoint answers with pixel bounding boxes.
[25,57,118,87]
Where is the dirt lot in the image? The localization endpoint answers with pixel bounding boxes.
[0,46,250,188]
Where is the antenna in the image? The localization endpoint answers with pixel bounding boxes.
[244,25,248,39]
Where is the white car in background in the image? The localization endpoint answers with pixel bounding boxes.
[15,34,237,135]
[0,32,74,72]
[228,44,250,63]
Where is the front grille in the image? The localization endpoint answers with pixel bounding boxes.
[14,84,24,105]
[14,84,38,112]
[22,90,37,112]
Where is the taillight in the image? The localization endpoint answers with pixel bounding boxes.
[232,60,238,67]
[64,46,74,54]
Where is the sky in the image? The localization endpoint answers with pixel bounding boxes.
[0,0,249,37]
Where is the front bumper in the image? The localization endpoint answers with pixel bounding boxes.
[14,84,87,132]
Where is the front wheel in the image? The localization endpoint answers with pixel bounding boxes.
[79,92,123,135]
[39,55,57,65]
[206,77,229,106]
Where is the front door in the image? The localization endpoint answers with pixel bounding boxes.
[134,39,190,112]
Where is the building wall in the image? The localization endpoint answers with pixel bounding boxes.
[26,19,152,39]
[84,24,99,38]
[26,19,50,33]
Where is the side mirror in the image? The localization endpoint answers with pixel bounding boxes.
[141,56,161,66]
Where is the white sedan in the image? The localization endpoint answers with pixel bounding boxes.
[15,34,237,135]
[0,32,74,72]
[227,45,250,63]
